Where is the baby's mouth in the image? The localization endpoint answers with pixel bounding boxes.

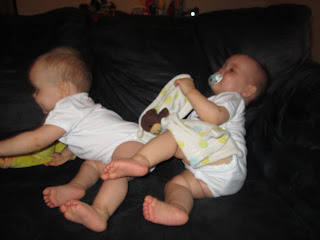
[208,74,223,86]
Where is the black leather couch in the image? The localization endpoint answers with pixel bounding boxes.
[1,4,319,240]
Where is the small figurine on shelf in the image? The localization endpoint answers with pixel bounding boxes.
[176,0,184,17]
[131,0,147,15]
[99,0,116,16]
[158,0,165,16]
[131,0,165,16]
[90,0,100,12]
[167,0,185,17]
[108,1,116,16]
[167,0,174,16]
[79,3,90,13]
[100,0,108,10]
[144,0,156,15]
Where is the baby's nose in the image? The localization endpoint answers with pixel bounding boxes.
[217,68,225,74]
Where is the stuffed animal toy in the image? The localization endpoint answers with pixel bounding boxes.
[0,142,75,168]
[141,108,169,135]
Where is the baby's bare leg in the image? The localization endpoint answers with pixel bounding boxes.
[102,155,149,180]
[60,177,128,232]
[143,169,212,226]
[60,141,144,232]
[43,160,101,208]
[102,131,179,180]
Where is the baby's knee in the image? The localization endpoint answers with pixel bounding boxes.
[83,160,105,174]
[174,148,186,160]
[165,173,189,190]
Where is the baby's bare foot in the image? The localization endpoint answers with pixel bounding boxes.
[101,160,148,180]
[44,153,76,166]
[60,200,108,232]
[43,183,85,208]
[143,195,189,226]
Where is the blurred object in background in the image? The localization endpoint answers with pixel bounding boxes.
[0,0,17,14]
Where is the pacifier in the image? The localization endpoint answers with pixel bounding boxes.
[208,74,223,86]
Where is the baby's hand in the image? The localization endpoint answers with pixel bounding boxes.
[44,152,76,166]
[175,78,195,96]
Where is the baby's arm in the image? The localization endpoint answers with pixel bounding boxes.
[45,146,76,166]
[175,78,230,125]
[0,125,66,157]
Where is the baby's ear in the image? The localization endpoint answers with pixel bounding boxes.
[242,85,257,98]
[59,82,70,97]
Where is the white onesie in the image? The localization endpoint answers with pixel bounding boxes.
[44,93,139,163]
[185,92,247,197]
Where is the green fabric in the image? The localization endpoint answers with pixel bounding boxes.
[11,142,66,168]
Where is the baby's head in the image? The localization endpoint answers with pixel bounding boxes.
[211,54,269,105]
[30,47,92,93]
[29,47,92,114]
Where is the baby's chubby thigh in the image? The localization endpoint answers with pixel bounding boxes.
[111,141,145,161]
[174,147,187,162]
[172,148,213,198]
[184,155,245,198]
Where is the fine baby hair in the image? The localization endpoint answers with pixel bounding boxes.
[32,47,92,93]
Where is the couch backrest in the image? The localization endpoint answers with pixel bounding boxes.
[87,4,312,122]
